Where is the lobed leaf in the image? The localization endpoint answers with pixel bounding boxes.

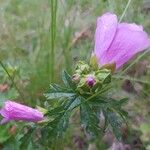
[44,92,75,100]
[62,71,76,90]
[80,101,101,136]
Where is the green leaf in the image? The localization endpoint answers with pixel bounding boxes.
[20,126,36,149]
[46,106,65,116]
[106,110,122,140]
[106,98,128,121]
[3,137,20,150]
[88,96,108,106]
[0,125,11,143]
[117,98,128,106]
[45,82,75,100]
[108,98,128,108]
[56,111,71,137]
[44,96,80,139]
[45,92,75,100]
[118,109,128,118]
[49,84,63,91]
[62,71,76,90]
[46,110,71,139]
[67,96,81,110]
[80,101,101,136]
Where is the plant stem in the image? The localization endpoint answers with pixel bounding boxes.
[114,75,150,85]
[119,0,132,22]
[0,61,25,100]
[120,50,149,76]
[49,0,58,82]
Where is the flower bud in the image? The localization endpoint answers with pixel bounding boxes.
[0,101,44,124]
[96,69,111,84]
[85,74,96,88]
[76,61,90,74]
[72,74,80,83]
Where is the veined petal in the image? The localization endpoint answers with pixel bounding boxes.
[94,13,118,63]
[101,23,150,69]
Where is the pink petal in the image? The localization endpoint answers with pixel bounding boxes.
[0,109,10,124]
[1,101,43,122]
[0,108,9,118]
[101,23,150,69]
[86,75,96,87]
[119,23,143,31]
[94,13,118,63]
[0,118,10,124]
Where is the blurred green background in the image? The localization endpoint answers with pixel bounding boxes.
[0,0,150,149]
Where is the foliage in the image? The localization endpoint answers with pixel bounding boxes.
[0,0,149,149]
[44,70,128,140]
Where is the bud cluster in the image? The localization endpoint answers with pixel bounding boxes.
[72,61,112,94]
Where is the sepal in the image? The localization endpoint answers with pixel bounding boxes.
[96,69,111,84]
[90,53,99,70]
[101,63,116,73]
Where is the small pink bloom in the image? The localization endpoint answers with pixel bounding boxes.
[86,75,96,87]
[0,101,44,124]
[94,12,150,69]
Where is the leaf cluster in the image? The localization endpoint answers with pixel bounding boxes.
[44,71,128,141]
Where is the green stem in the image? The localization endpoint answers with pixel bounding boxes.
[119,50,149,76]
[0,61,25,100]
[49,0,58,82]
[119,0,132,22]
[113,75,150,85]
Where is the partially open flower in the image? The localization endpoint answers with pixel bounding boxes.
[94,12,150,70]
[85,74,96,88]
[0,101,44,124]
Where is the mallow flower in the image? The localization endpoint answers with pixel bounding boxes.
[94,12,150,70]
[0,101,44,124]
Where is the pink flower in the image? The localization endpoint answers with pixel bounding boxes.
[94,12,150,69]
[0,101,44,124]
[85,75,96,87]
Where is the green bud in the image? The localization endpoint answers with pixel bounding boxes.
[77,77,87,88]
[77,76,91,93]
[75,61,90,74]
[77,74,98,93]
[72,73,80,83]
[96,69,111,84]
